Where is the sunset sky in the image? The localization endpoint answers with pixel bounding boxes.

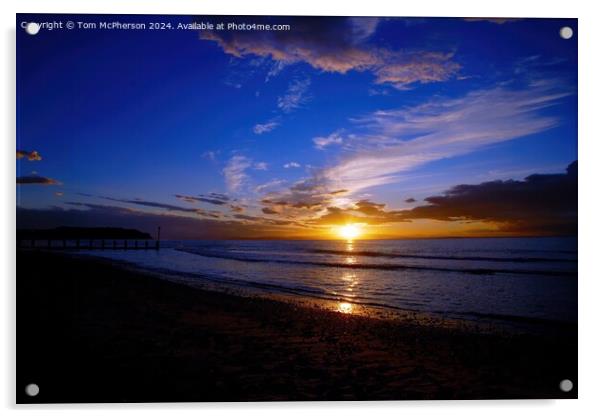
[17,15,577,239]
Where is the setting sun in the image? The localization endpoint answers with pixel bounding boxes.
[338,224,362,240]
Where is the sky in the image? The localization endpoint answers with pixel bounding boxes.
[16,15,578,239]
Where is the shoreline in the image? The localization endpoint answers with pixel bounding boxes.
[77,248,577,336]
[17,249,577,402]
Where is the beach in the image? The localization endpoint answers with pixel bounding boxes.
[17,249,577,403]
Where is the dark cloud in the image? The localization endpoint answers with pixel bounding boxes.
[17,175,59,185]
[175,193,229,206]
[399,161,577,235]
[199,17,460,89]
[206,192,230,201]
[101,197,205,214]
[405,198,417,203]
[16,150,42,161]
[354,200,387,216]
[174,194,200,204]
[262,207,279,215]
[229,205,245,213]
[329,189,349,196]
[463,18,522,24]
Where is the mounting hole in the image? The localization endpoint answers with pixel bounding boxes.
[25,22,40,36]
[559,26,573,40]
[25,383,39,397]
[559,379,573,392]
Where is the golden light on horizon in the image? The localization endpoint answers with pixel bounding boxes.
[337,224,362,240]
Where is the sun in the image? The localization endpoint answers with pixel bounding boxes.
[338,224,362,240]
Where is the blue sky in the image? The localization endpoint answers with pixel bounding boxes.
[16,15,578,239]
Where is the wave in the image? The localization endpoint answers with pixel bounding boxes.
[310,249,577,263]
[176,249,576,277]
[120,261,577,327]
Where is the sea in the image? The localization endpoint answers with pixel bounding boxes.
[81,237,577,327]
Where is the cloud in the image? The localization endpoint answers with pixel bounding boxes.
[277,78,311,112]
[229,204,245,213]
[259,181,353,220]
[17,150,42,161]
[201,150,220,162]
[99,196,210,215]
[253,121,279,134]
[372,51,460,88]
[265,60,286,82]
[254,162,269,171]
[223,155,252,192]
[307,80,572,196]
[399,161,577,235]
[464,18,521,24]
[262,207,279,215]
[17,175,59,185]
[255,179,286,193]
[313,131,344,150]
[200,17,460,88]
[283,161,301,168]
[405,198,417,203]
[233,213,298,226]
[175,193,230,206]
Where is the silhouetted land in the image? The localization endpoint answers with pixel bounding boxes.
[17,250,577,403]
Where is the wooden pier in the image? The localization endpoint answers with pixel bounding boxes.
[16,226,161,251]
[18,238,160,251]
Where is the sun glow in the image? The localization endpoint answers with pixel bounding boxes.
[338,224,362,240]
[337,302,354,314]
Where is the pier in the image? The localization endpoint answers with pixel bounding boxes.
[18,238,160,251]
[16,226,161,251]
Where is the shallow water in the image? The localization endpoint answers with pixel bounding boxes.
[81,237,577,325]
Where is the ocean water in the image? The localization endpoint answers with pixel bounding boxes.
[81,237,577,325]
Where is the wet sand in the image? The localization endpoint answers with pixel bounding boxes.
[17,250,577,403]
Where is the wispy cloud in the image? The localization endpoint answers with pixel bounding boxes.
[316,80,572,195]
[100,196,206,214]
[283,162,301,168]
[313,131,344,150]
[255,179,286,193]
[277,78,311,113]
[254,162,269,171]
[201,150,219,161]
[223,155,252,192]
[175,192,231,206]
[253,121,279,134]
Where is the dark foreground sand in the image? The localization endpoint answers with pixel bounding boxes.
[17,250,577,403]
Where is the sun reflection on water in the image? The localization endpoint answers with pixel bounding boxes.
[337,302,354,314]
